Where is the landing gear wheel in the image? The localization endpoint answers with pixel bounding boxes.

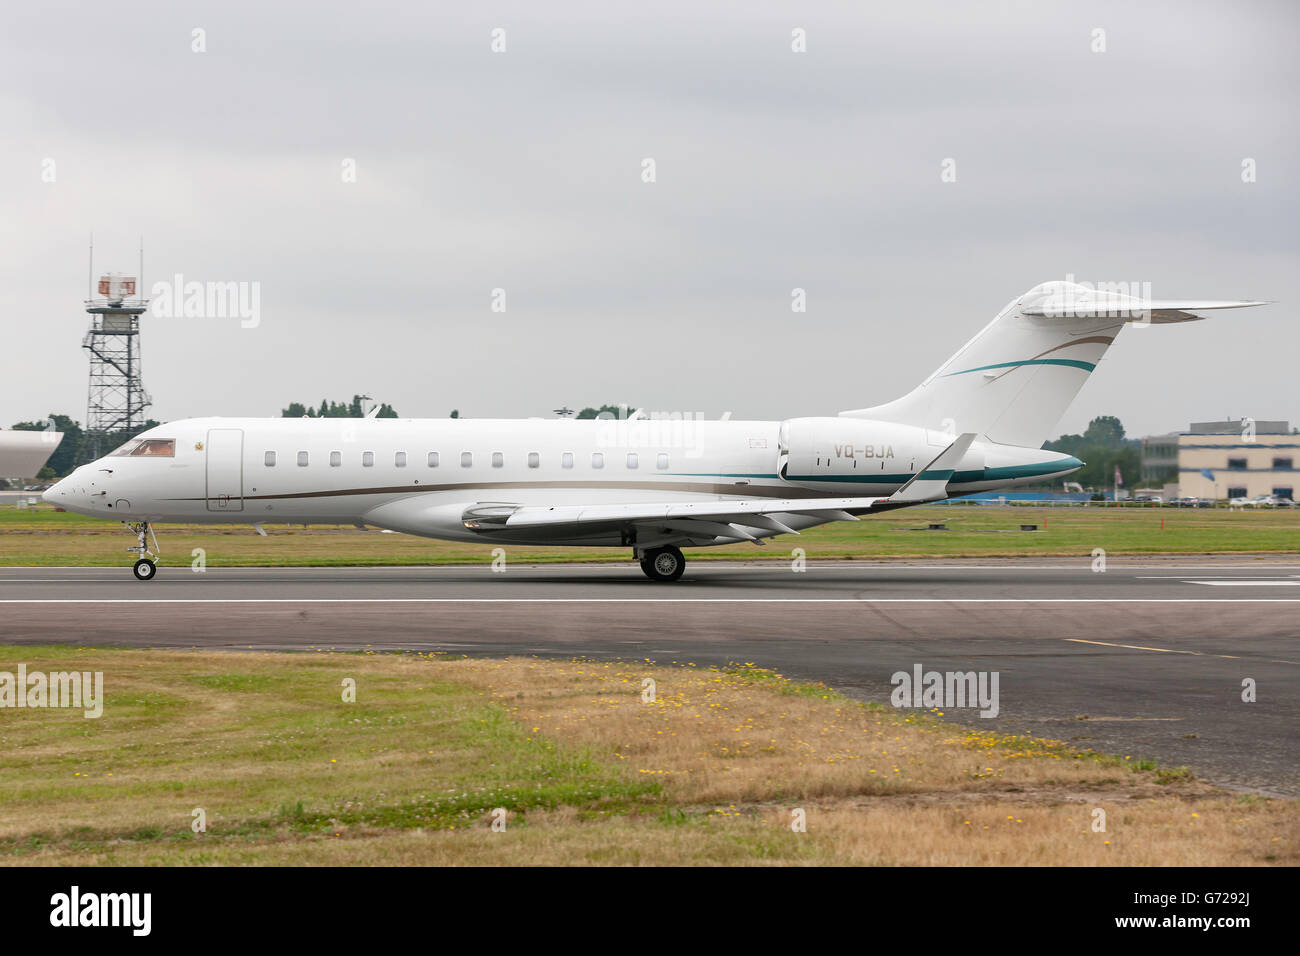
[124,520,161,580]
[639,546,685,582]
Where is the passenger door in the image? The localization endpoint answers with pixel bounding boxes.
[205,428,245,512]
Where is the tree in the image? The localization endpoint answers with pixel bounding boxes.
[11,414,84,476]
[577,403,634,420]
[1082,415,1127,447]
[280,395,399,418]
[449,409,459,419]
[1043,416,1141,490]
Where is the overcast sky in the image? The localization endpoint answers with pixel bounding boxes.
[3,0,1296,439]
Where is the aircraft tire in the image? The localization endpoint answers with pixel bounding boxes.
[640,546,685,582]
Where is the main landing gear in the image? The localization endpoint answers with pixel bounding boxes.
[638,545,685,582]
[126,520,160,581]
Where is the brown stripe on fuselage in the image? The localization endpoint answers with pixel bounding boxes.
[164,477,865,503]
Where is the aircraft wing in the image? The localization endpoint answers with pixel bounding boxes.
[462,434,979,541]
[465,496,882,538]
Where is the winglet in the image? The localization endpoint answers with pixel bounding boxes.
[887,433,976,504]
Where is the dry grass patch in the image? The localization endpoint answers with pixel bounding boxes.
[0,647,1294,865]
[446,656,1299,864]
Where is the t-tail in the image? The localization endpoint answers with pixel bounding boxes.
[841,280,1267,448]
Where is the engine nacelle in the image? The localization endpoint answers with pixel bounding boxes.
[778,417,949,482]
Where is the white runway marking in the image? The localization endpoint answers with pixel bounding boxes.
[1066,638,1299,665]
[4,598,1300,605]
[1184,580,1300,587]
[1137,574,1300,579]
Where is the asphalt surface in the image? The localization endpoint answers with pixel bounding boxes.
[1,557,1297,795]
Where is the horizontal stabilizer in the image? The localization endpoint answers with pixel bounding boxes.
[1023,296,1267,321]
[839,281,1271,448]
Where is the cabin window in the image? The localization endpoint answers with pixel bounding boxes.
[492,452,504,468]
[395,451,407,468]
[592,452,604,469]
[528,452,540,468]
[297,451,309,467]
[362,451,374,467]
[330,451,341,467]
[264,451,276,467]
[461,452,472,468]
[562,452,574,469]
[657,453,669,470]
[428,452,439,467]
[626,453,639,469]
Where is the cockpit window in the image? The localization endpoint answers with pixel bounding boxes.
[130,439,175,457]
[110,438,176,457]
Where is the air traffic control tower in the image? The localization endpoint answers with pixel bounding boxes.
[83,273,152,458]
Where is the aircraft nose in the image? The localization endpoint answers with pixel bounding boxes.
[42,477,67,504]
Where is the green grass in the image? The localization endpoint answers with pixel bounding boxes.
[1,503,1297,566]
[0,647,660,860]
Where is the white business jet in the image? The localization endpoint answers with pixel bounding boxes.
[45,281,1266,581]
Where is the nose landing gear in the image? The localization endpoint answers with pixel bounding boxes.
[126,521,160,581]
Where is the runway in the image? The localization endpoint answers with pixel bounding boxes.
[1,557,1297,795]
